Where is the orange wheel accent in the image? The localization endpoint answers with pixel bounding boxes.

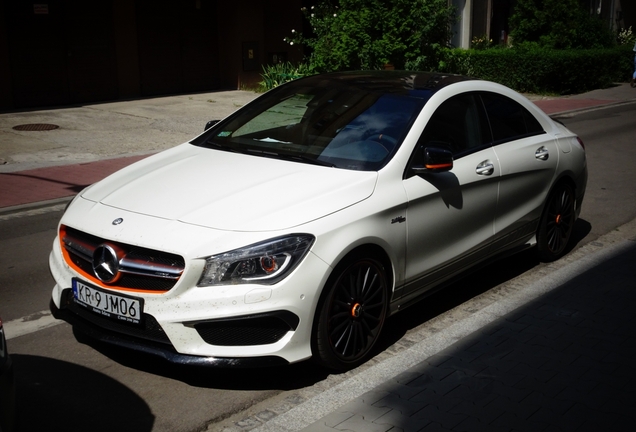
[556,214,562,224]
[351,303,361,318]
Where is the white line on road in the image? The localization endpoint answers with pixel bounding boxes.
[3,310,63,340]
[0,203,67,221]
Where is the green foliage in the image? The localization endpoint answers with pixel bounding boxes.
[258,62,313,92]
[617,26,636,45]
[509,0,615,49]
[471,35,495,50]
[439,45,633,95]
[287,0,456,72]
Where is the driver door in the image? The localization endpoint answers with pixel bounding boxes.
[401,92,500,298]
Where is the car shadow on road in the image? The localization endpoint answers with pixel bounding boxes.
[12,354,155,432]
[68,219,592,392]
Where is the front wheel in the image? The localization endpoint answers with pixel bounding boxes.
[537,182,575,262]
[313,257,388,371]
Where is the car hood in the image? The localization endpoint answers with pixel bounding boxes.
[81,144,378,232]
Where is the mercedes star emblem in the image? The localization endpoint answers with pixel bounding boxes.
[92,244,120,283]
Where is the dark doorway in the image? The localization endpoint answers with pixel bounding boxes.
[6,0,118,108]
[136,0,219,96]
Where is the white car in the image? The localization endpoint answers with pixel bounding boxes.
[50,71,587,370]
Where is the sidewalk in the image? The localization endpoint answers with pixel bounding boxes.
[0,89,259,209]
[1,83,635,211]
[259,231,636,432]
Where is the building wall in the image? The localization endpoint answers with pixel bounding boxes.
[0,5,13,109]
[0,0,302,110]
[113,0,140,99]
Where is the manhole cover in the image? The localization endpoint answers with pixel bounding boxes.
[12,123,60,131]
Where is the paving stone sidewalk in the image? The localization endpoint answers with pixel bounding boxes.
[300,242,636,432]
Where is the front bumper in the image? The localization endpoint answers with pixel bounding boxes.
[50,296,289,367]
[49,224,331,366]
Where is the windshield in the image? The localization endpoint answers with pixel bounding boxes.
[193,80,427,171]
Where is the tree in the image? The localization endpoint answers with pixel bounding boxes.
[509,0,615,49]
[287,0,456,72]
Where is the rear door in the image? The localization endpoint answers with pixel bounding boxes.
[482,92,559,252]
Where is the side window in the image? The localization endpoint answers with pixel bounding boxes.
[418,92,491,158]
[480,92,544,144]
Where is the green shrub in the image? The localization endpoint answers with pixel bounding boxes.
[258,62,313,92]
[439,45,633,95]
[617,26,636,46]
[287,0,456,72]
[509,0,615,49]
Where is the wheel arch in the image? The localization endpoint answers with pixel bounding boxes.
[309,242,394,368]
[544,173,578,214]
[312,242,395,319]
[536,175,577,262]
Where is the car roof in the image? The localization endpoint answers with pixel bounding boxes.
[290,71,477,98]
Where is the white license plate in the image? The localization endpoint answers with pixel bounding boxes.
[72,279,143,325]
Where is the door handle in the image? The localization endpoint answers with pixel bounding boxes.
[535,146,549,160]
[476,160,494,176]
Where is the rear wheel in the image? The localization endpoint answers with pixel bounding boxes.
[313,256,388,371]
[537,182,575,261]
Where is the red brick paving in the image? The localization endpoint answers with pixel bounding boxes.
[533,99,613,114]
[0,155,148,208]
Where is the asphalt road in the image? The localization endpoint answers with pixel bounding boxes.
[553,103,636,241]
[1,103,635,432]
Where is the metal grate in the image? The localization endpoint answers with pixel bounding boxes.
[12,123,59,131]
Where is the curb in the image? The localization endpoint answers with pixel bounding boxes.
[0,195,75,220]
[548,98,636,118]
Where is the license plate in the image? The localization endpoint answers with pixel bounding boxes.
[72,279,143,325]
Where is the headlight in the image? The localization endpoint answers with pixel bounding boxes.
[198,234,315,286]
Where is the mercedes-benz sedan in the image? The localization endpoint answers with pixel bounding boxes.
[50,71,587,370]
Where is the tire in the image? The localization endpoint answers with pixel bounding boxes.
[537,182,575,262]
[313,256,389,371]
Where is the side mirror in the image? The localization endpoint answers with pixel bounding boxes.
[204,120,220,131]
[412,145,453,174]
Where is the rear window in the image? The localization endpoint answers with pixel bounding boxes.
[480,92,544,144]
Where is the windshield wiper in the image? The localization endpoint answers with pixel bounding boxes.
[288,154,336,168]
[246,148,336,168]
[253,137,291,144]
[206,141,242,153]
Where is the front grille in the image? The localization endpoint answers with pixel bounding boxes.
[61,225,185,292]
[192,312,299,346]
[60,289,171,345]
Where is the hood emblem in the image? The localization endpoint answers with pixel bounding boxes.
[92,244,120,283]
[112,218,124,225]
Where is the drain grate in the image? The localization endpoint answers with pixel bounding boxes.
[12,123,59,131]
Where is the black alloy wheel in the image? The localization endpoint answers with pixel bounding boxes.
[314,257,388,370]
[537,182,575,262]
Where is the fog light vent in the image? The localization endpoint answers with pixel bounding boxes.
[192,311,299,346]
